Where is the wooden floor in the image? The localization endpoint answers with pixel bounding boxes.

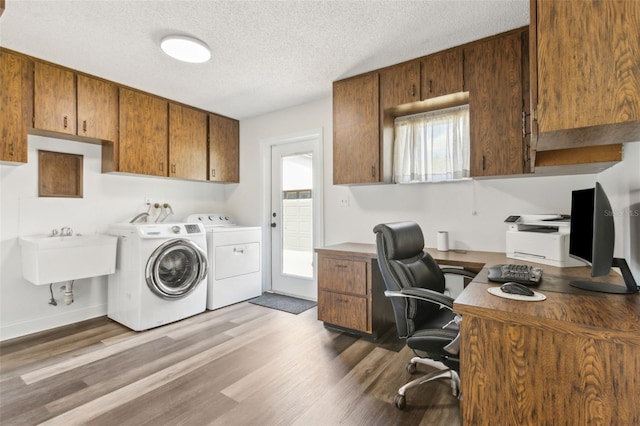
[0,302,460,425]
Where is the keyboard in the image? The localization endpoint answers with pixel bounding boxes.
[487,264,543,286]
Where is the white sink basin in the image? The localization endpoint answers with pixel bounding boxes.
[19,234,117,285]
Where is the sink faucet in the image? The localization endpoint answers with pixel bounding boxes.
[60,227,73,236]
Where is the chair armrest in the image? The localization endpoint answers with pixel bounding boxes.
[384,287,455,310]
[440,267,477,279]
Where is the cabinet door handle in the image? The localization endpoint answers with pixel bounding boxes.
[160,162,164,172]
[371,166,375,178]
[411,84,416,97]
[63,116,68,129]
[171,164,176,174]
[429,79,433,94]
[482,155,486,171]
[82,120,87,133]
[8,143,14,156]
[334,264,348,269]
[211,168,216,178]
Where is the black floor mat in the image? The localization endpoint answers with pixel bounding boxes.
[248,293,317,314]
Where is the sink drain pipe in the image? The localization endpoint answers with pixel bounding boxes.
[64,281,75,305]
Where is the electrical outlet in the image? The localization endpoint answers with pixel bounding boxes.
[339,197,350,207]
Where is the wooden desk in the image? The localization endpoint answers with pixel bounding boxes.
[317,243,640,423]
[314,244,498,336]
[455,270,640,424]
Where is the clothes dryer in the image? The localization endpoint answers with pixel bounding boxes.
[107,222,208,331]
[186,214,262,310]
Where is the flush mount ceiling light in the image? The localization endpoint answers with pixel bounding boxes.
[160,35,211,63]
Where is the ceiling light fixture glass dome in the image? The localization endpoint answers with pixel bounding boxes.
[160,35,211,63]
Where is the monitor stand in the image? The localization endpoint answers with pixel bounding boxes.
[569,258,639,294]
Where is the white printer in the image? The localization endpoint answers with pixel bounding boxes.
[505,214,585,268]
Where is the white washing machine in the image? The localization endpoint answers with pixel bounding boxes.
[186,214,262,310]
[107,222,208,331]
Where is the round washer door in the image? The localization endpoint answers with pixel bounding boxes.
[145,239,208,300]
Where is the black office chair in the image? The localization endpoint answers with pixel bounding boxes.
[373,221,476,409]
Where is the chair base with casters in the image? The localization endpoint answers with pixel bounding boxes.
[395,356,461,409]
[373,221,476,410]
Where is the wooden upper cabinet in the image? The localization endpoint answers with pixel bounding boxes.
[420,49,464,99]
[0,50,32,164]
[34,62,76,135]
[379,61,420,110]
[169,103,207,181]
[465,31,526,177]
[333,73,380,185]
[533,0,640,149]
[208,113,239,183]
[77,75,118,142]
[118,88,168,177]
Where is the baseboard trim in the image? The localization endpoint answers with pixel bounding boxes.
[0,303,107,342]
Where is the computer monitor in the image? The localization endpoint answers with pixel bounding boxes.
[568,182,638,294]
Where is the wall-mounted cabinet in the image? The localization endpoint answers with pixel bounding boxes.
[76,75,118,142]
[420,48,464,100]
[1,48,240,183]
[208,113,239,183]
[169,103,208,181]
[465,30,528,177]
[33,63,119,143]
[333,73,381,185]
[333,28,530,185]
[33,62,76,135]
[531,0,640,150]
[379,61,420,109]
[0,50,32,164]
[118,88,168,177]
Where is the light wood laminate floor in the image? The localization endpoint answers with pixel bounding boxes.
[0,302,460,425]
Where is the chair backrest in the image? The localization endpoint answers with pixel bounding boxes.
[373,222,446,338]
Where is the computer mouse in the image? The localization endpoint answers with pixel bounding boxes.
[500,282,535,296]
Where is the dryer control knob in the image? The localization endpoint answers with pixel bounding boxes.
[171,225,181,234]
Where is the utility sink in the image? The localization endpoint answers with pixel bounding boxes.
[19,234,117,285]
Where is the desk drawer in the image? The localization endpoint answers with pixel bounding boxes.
[318,290,368,332]
[318,257,367,295]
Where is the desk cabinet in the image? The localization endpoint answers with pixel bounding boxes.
[455,281,640,424]
[316,246,393,337]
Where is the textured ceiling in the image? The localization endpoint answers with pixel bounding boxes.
[0,0,529,120]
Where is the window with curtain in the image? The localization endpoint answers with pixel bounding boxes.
[393,104,470,183]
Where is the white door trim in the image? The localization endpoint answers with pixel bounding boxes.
[259,128,324,295]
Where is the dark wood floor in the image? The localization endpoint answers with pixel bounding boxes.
[0,302,460,425]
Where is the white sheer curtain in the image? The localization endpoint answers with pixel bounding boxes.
[393,105,470,183]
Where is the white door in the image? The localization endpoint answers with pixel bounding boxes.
[268,135,321,300]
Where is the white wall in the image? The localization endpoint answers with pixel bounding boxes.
[231,95,639,283]
[3,99,637,341]
[598,142,640,280]
[0,134,227,340]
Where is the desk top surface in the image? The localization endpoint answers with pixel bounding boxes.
[316,243,640,343]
